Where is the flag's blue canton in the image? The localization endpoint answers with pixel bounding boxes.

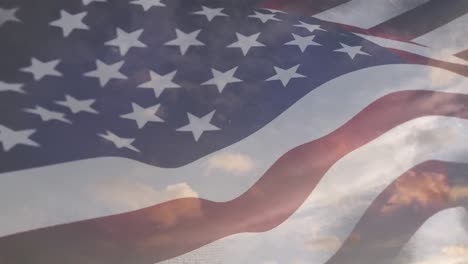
[0,0,403,173]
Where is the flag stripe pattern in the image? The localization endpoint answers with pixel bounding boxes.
[1,64,467,236]
[324,161,468,264]
[311,0,431,29]
[412,13,468,54]
[1,91,468,263]
[457,49,468,61]
[158,160,468,264]
[1,1,468,264]
[367,0,468,41]
[258,0,351,15]
[260,0,468,67]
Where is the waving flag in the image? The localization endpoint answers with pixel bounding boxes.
[0,0,467,264]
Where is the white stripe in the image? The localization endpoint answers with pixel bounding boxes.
[0,65,467,237]
[356,34,468,65]
[394,207,468,264]
[413,13,468,56]
[160,116,468,264]
[313,0,429,29]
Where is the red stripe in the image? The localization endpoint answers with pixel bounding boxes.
[389,49,468,76]
[456,49,468,62]
[368,0,468,41]
[257,0,351,16]
[325,160,468,264]
[1,91,468,264]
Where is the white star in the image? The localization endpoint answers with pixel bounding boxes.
[334,43,370,59]
[131,0,165,11]
[177,111,220,141]
[20,58,62,81]
[227,32,265,55]
[248,11,280,23]
[165,29,205,55]
[82,0,106,5]
[266,64,305,87]
[202,67,242,93]
[49,10,89,37]
[259,8,287,14]
[84,60,127,87]
[0,125,39,152]
[285,33,321,52]
[99,130,140,152]
[120,103,163,128]
[25,106,71,124]
[0,81,25,94]
[105,28,147,56]
[294,21,326,33]
[56,95,98,114]
[0,7,20,27]
[193,6,228,21]
[138,70,180,98]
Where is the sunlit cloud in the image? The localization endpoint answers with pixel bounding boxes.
[95,181,202,228]
[205,152,256,175]
[381,171,450,214]
[96,180,198,210]
[404,245,468,264]
[449,186,468,201]
[304,236,341,252]
[380,166,468,214]
[442,245,468,258]
[429,66,464,86]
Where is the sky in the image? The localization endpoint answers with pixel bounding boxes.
[1,0,468,263]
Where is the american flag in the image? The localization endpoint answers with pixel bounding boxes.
[0,0,467,263]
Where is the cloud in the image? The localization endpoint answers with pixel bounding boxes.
[449,186,468,202]
[381,167,468,214]
[418,92,466,117]
[408,245,468,264]
[381,171,450,213]
[96,180,198,211]
[95,181,203,228]
[393,207,468,264]
[442,245,468,258]
[430,66,464,86]
[304,236,341,252]
[205,152,256,175]
[395,245,468,264]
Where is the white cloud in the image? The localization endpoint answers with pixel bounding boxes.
[205,152,256,175]
[394,207,468,264]
[95,180,198,211]
[442,245,468,258]
[304,236,341,252]
[430,66,465,86]
[381,170,450,214]
[405,246,468,264]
